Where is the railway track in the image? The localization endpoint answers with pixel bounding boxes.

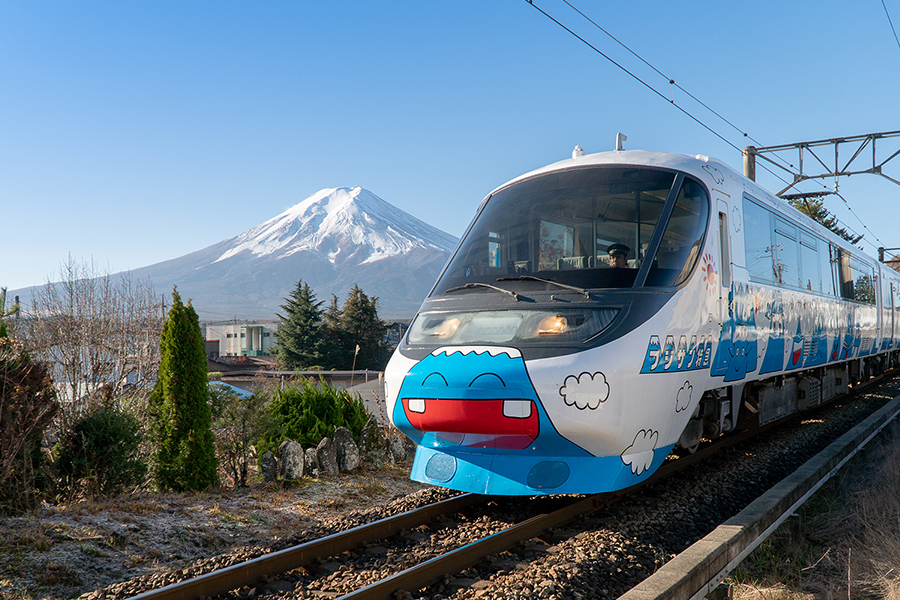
[118,372,900,600]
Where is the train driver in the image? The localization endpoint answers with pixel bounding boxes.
[607,243,630,268]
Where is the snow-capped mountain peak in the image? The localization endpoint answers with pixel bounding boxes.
[215,187,458,266]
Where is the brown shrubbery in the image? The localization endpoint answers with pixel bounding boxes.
[0,320,58,513]
[731,430,900,599]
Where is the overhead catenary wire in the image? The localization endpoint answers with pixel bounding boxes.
[836,191,885,248]
[523,0,882,252]
[522,0,743,154]
[559,0,764,149]
[882,0,900,53]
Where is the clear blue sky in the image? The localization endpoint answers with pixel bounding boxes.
[3,1,900,291]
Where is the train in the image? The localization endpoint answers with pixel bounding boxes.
[384,146,900,495]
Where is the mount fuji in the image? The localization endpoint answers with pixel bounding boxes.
[20,187,459,321]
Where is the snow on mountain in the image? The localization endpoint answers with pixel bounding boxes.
[214,187,458,266]
[12,187,460,320]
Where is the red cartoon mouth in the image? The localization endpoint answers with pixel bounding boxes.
[401,398,540,449]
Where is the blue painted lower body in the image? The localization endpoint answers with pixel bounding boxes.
[409,443,676,495]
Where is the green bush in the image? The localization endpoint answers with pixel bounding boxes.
[209,383,271,487]
[259,378,369,457]
[148,288,218,491]
[54,404,147,498]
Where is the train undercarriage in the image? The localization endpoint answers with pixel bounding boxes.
[676,350,900,453]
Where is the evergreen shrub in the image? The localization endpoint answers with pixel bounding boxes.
[259,378,369,457]
[148,288,218,491]
[54,404,147,498]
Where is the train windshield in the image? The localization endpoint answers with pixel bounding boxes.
[433,166,709,294]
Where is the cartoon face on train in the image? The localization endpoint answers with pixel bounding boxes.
[391,346,586,455]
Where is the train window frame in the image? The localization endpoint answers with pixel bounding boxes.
[743,194,844,298]
[773,217,800,287]
[851,255,876,305]
[742,196,777,283]
[799,231,821,292]
[429,165,710,295]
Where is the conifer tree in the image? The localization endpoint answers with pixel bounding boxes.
[787,196,863,244]
[273,280,326,370]
[340,285,389,370]
[148,288,218,491]
[321,293,348,369]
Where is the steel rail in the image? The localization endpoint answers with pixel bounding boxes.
[126,493,484,600]
[338,493,612,600]
[129,370,899,600]
[336,372,900,600]
[621,396,900,600]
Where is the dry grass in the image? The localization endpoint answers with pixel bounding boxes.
[730,428,900,600]
[0,465,427,600]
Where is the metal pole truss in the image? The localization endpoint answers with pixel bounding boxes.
[743,130,900,196]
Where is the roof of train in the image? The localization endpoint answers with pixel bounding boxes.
[486,148,888,267]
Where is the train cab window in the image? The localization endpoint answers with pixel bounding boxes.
[644,178,709,287]
[432,166,711,295]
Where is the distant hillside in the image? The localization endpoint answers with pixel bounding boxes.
[13,187,458,321]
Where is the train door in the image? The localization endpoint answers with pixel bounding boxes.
[876,267,883,350]
[891,281,897,346]
[717,201,732,325]
[717,200,743,432]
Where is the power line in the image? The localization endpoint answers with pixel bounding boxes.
[835,191,885,248]
[522,0,743,154]
[523,0,881,251]
[559,0,763,148]
[882,0,900,53]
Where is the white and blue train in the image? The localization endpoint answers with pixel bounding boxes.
[384,148,900,495]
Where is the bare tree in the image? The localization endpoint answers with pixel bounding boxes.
[14,257,164,431]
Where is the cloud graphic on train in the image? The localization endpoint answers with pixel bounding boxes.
[621,429,659,476]
[558,372,610,410]
[676,381,693,413]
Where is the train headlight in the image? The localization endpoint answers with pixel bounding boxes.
[415,316,460,339]
[535,315,568,335]
[407,308,618,345]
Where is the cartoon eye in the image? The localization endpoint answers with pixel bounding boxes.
[469,373,506,388]
[422,373,449,388]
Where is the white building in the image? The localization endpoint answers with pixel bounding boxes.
[204,322,278,357]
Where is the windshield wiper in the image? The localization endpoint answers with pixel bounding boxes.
[497,276,592,299]
[445,282,520,301]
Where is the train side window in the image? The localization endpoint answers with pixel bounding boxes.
[895,283,900,335]
[774,218,800,287]
[799,232,821,292]
[742,197,776,283]
[852,256,876,305]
